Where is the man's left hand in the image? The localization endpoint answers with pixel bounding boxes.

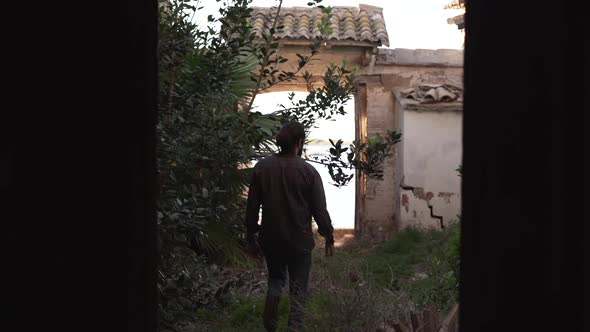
[325,243,334,257]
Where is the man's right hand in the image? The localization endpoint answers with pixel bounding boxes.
[325,242,334,257]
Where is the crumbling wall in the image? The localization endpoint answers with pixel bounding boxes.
[396,87,463,230]
[356,49,463,240]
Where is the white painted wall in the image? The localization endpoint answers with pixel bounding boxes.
[400,108,462,228]
[403,110,462,192]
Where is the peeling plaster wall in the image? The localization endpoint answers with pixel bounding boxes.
[400,106,462,229]
[357,66,462,241]
[400,190,441,229]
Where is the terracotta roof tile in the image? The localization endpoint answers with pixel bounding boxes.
[250,4,389,47]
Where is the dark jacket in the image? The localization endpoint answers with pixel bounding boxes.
[245,154,334,253]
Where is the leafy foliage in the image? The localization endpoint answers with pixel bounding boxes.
[158,249,233,331]
[158,1,265,327]
[276,63,356,130]
[311,130,402,187]
[445,220,461,292]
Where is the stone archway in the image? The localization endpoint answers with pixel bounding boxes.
[251,4,464,243]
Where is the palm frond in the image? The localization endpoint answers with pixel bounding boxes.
[193,220,242,261]
[228,51,259,104]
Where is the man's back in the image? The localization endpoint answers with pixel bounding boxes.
[245,121,334,332]
[245,154,334,253]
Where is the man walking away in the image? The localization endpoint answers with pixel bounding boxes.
[245,121,335,331]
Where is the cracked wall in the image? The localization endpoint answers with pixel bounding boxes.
[398,99,462,229]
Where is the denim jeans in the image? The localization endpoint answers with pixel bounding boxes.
[262,247,312,332]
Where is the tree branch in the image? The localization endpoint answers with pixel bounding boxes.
[244,0,283,113]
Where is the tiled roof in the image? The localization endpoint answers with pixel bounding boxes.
[250,4,389,47]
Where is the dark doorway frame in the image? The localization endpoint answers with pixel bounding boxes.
[17,1,584,331]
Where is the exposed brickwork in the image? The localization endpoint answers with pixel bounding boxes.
[359,83,399,242]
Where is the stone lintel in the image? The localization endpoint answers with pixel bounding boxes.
[393,88,463,112]
[376,48,463,67]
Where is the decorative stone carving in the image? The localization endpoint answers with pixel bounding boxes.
[399,83,463,104]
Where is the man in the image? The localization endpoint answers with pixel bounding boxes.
[245,121,335,331]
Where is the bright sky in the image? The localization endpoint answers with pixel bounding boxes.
[195,0,465,50]
[252,92,356,143]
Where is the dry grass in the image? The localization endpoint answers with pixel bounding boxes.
[188,225,460,331]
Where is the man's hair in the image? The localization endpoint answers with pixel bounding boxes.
[276,121,305,155]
